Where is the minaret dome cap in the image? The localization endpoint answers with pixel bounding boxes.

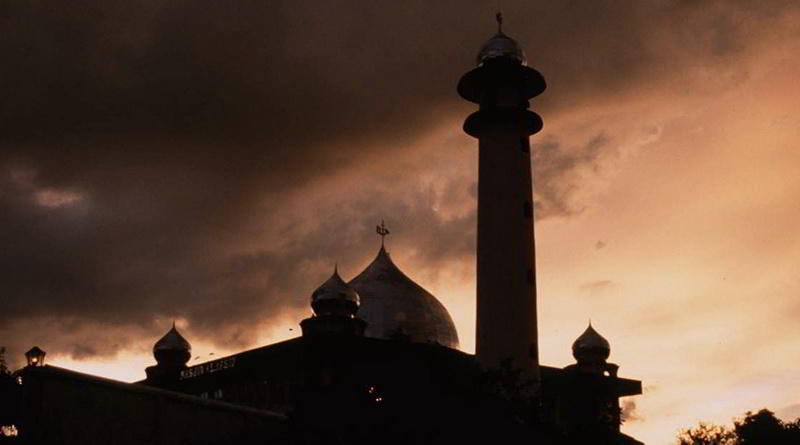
[477,32,526,66]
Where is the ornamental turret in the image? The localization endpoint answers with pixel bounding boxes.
[458,13,545,393]
[311,267,360,318]
[573,323,611,363]
[570,322,618,377]
[153,322,192,367]
[301,267,366,337]
[559,322,641,437]
[145,322,191,387]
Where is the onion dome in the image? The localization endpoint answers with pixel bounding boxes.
[572,322,611,364]
[349,246,459,349]
[153,323,191,367]
[311,267,360,318]
[477,32,526,66]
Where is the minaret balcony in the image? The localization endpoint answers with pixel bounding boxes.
[458,58,546,105]
[463,108,543,138]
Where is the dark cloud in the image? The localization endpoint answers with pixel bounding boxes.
[1,0,796,365]
[532,132,612,219]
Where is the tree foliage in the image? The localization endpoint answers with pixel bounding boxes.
[678,422,735,445]
[678,409,800,445]
[0,348,9,376]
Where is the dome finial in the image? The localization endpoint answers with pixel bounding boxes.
[376,219,390,248]
[496,11,503,34]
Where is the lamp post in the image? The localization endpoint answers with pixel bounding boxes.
[24,347,45,367]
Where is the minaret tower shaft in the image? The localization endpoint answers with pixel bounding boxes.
[458,16,546,389]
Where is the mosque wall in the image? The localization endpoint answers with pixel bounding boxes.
[14,365,286,445]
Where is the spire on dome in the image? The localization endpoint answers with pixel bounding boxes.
[376,220,390,247]
[496,11,503,34]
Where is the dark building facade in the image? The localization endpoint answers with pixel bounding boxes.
[6,365,286,445]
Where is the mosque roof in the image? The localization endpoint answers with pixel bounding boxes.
[348,246,459,349]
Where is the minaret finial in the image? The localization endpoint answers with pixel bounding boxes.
[172,320,176,329]
[334,262,339,275]
[376,219,390,247]
[496,11,503,34]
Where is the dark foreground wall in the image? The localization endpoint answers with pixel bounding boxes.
[13,366,286,445]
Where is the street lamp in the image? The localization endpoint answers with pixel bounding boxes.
[24,347,46,367]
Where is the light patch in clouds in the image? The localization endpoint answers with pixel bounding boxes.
[578,279,618,295]
[34,188,83,208]
[777,403,800,422]
[636,125,663,147]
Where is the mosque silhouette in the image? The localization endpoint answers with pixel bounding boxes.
[1,16,644,445]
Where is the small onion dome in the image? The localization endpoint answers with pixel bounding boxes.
[477,32,526,66]
[349,246,460,349]
[153,323,191,366]
[311,267,360,318]
[572,323,611,364]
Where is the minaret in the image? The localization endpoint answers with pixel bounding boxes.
[458,14,546,390]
